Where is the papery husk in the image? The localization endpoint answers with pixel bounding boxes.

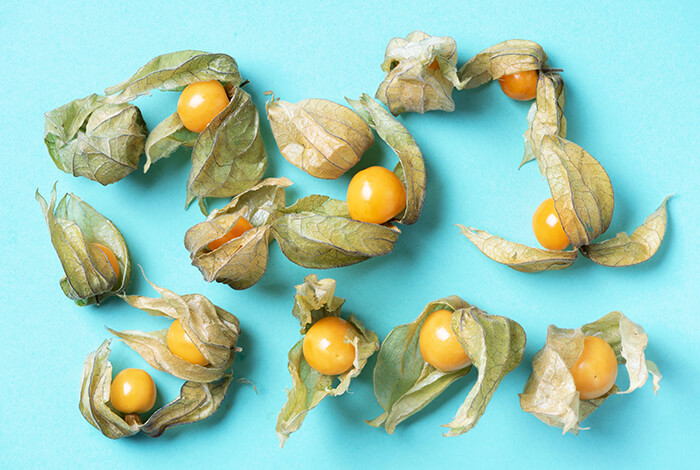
[36,185,131,306]
[266,97,373,179]
[376,31,458,115]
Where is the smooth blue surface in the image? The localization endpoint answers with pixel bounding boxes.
[1,1,698,468]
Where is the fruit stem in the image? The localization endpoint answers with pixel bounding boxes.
[125,413,143,426]
[542,68,564,73]
[240,79,250,88]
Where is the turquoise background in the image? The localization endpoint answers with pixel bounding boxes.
[1,1,698,468]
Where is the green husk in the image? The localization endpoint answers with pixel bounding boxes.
[370,297,525,435]
[444,307,526,435]
[457,225,577,272]
[186,86,267,209]
[581,197,671,267]
[271,206,400,269]
[44,94,147,185]
[276,275,379,447]
[539,135,614,248]
[266,96,374,178]
[104,50,241,104]
[369,297,470,433]
[520,312,660,434]
[143,111,197,172]
[185,178,292,290]
[347,94,426,225]
[36,186,131,306]
[375,31,458,115]
[110,274,240,382]
[79,340,233,439]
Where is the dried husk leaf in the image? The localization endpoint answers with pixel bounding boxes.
[266,97,373,179]
[369,296,471,433]
[36,186,131,306]
[44,94,147,185]
[457,225,578,272]
[375,31,458,115]
[186,86,267,208]
[104,50,241,104]
[580,197,671,267]
[291,274,345,332]
[112,275,240,382]
[139,375,233,437]
[79,340,233,439]
[276,276,379,447]
[79,340,140,439]
[185,178,292,290]
[271,195,400,269]
[451,39,547,90]
[581,311,661,394]
[520,312,660,434]
[347,94,426,224]
[444,306,526,436]
[540,135,614,248]
[521,72,567,169]
[144,111,197,172]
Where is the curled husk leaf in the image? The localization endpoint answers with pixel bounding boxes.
[347,94,426,224]
[271,195,400,268]
[370,297,525,435]
[185,177,292,290]
[110,274,240,382]
[79,339,232,439]
[540,135,614,248]
[457,225,577,272]
[266,96,374,179]
[104,50,242,104]
[36,186,131,306]
[521,72,566,168]
[519,311,661,434]
[276,275,379,447]
[186,86,267,210]
[581,197,671,267]
[450,39,547,90]
[375,31,458,115]
[44,94,147,185]
[144,111,198,172]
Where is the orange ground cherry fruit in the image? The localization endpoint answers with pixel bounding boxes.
[532,198,571,251]
[110,368,157,415]
[346,166,406,224]
[570,336,618,400]
[498,70,539,101]
[206,217,254,251]
[418,309,472,372]
[167,319,209,366]
[428,58,440,70]
[302,316,356,376]
[90,243,120,278]
[177,80,230,133]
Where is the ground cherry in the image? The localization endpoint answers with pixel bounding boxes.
[167,319,209,366]
[206,217,254,251]
[570,336,618,400]
[532,198,571,251]
[418,309,471,372]
[302,316,356,376]
[428,58,440,70]
[498,70,539,101]
[177,80,230,133]
[346,166,406,224]
[110,368,157,415]
[89,243,120,278]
